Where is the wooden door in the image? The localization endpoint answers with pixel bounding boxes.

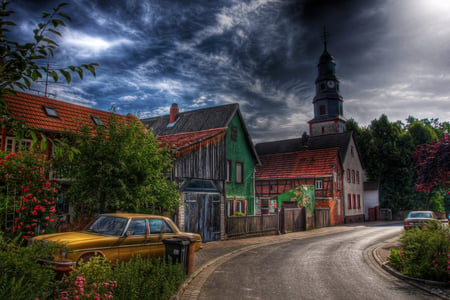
[184,192,220,242]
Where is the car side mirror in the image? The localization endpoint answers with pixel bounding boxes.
[160,224,165,235]
[125,231,134,236]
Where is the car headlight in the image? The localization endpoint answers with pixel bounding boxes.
[60,247,68,259]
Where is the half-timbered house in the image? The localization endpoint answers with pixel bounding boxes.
[142,103,260,242]
[255,147,344,225]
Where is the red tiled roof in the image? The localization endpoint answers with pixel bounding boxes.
[256,148,340,179]
[158,127,227,152]
[1,91,137,133]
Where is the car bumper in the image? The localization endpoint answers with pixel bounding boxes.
[38,258,77,272]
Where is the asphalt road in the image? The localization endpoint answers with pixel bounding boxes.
[198,224,436,300]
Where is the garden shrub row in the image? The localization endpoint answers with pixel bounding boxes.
[0,236,185,299]
[388,220,450,283]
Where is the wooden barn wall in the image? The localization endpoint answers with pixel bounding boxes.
[174,136,226,180]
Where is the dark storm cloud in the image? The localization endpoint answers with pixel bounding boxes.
[7,0,450,142]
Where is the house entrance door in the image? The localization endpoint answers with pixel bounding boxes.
[184,192,221,242]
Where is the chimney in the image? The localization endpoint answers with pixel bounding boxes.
[169,103,179,123]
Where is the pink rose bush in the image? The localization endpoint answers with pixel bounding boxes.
[0,152,58,240]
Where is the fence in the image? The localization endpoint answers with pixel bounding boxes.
[226,214,279,239]
[315,208,330,228]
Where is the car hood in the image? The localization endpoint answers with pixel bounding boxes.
[33,231,117,246]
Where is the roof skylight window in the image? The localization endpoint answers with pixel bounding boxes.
[43,106,58,118]
[91,115,105,126]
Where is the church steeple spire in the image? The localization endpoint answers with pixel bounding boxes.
[322,26,328,51]
[308,29,346,136]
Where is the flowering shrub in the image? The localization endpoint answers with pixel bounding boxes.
[59,273,116,300]
[57,255,184,299]
[388,221,450,282]
[0,152,58,240]
[58,256,115,299]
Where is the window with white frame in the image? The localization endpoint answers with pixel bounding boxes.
[19,139,32,151]
[5,137,14,152]
[236,200,244,213]
[315,179,323,190]
[235,161,244,184]
[5,137,32,153]
[226,160,232,183]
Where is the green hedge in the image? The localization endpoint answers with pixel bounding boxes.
[0,237,185,299]
[389,221,450,282]
[0,236,57,299]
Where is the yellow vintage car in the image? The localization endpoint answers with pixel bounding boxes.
[31,213,202,272]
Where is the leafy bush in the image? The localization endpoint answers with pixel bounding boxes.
[0,235,57,299]
[0,234,185,299]
[388,248,403,271]
[389,221,450,282]
[55,255,185,299]
[112,256,185,300]
[232,212,246,217]
[57,256,115,299]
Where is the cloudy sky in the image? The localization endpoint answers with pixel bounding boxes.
[8,0,450,142]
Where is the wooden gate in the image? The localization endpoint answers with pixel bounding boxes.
[281,207,305,233]
[184,192,221,242]
[315,208,330,228]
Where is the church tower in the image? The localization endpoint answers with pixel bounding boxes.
[308,31,346,136]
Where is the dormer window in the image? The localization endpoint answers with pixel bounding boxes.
[91,115,104,126]
[43,106,58,118]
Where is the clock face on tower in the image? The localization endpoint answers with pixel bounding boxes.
[327,80,335,88]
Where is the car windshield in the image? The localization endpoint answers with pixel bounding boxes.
[84,216,128,236]
[408,212,432,219]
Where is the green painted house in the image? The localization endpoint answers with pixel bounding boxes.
[141,103,260,242]
[225,112,260,216]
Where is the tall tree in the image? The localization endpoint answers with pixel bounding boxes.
[57,117,179,218]
[414,134,450,193]
[0,1,98,93]
[348,115,419,211]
